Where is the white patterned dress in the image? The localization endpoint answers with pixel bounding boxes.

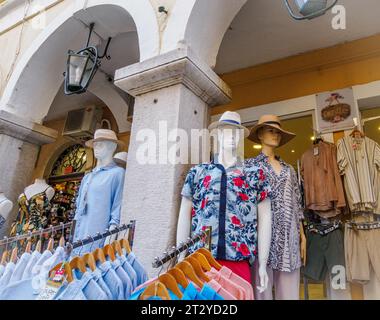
[246,153,304,272]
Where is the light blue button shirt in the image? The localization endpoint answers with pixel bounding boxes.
[31,250,53,277]
[91,268,113,300]
[0,262,16,288]
[0,265,5,278]
[117,254,137,289]
[56,270,108,300]
[73,163,125,255]
[0,278,36,300]
[97,261,124,300]
[129,287,179,300]
[22,250,41,280]
[126,252,148,286]
[110,258,133,299]
[9,252,31,284]
[200,283,224,300]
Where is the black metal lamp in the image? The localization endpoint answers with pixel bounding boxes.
[284,0,338,20]
[64,23,112,95]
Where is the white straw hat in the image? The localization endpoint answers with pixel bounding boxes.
[85,129,125,150]
[208,111,249,138]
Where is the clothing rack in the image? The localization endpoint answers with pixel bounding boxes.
[0,221,75,248]
[152,227,212,269]
[66,220,136,252]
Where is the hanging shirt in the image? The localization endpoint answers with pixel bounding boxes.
[218,266,254,300]
[126,252,148,286]
[56,271,108,300]
[246,153,303,273]
[97,261,125,300]
[91,268,113,300]
[129,286,179,300]
[337,136,380,214]
[111,258,133,298]
[301,141,346,217]
[0,265,5,278]
[206,268,246,300]
[9,252,31,284]
[73,162,125,254]
[22,250,41,280]
[207,280,236,300]
[179,283,207,300]
[0,262,16,288]
[181,158,271,262]
[117,254,138,289]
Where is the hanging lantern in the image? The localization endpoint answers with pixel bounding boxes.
[64,23,112,95]
[284,0,338,20]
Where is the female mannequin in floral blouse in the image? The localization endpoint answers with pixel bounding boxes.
[246,114,306,300]
[177,111,272,293]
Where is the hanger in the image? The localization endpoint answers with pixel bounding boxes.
[83,235,97,271]
[10,243,18,263]
[25,232,32,254]
[167,268,189,289]
[102,229,116,261]
[91,232,106,264]
[47,226,55,252]
[59,223,65,247]
[185,256,210,282]
[69,240,87,273]
[117,225,131,254]
[196,248,222,270]
[140,281,171,300]
[1,237,9,265]
[176,260,204,288]
[51,262,73,283]
[158,273,183,299]
[190,252,212,272]
[35,228,43,253]
[350,118,365,139]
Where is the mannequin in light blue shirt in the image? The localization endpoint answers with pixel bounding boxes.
[73,134,125,255]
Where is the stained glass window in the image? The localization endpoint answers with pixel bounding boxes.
[51,144,87,177]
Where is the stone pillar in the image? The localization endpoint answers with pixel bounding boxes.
[0,110,57,238]
[114,46,231,274]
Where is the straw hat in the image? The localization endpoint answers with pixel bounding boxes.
[85,129,126,150]
[248,114,296,146]
[208,111,249,138]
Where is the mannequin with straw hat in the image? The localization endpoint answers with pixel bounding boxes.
[246,115,306,300]
[72,129,126,254]
[177,111,272,292]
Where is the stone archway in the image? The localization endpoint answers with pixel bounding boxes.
[0,0,159,124]
[162,0,248,68]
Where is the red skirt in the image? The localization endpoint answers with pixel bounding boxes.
[216,260,251,283]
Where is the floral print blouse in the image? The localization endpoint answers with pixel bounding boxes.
[246,153,304,272]
[181,159,271,263]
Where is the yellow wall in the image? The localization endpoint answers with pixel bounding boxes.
[214,33,380,116]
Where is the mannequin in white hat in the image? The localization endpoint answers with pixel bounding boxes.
[0,192,13,230]
[246,115,306,300]
[72,129,126,253]
[177,111,272,294]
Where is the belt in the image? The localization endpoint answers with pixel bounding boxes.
[347,221,380,230]
[307,221,342,236]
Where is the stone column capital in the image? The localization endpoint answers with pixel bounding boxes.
[0,110,57,145]
[114,46,232,107]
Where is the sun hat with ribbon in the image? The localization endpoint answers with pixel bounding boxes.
[85,129,126,150]
[208,111,249,138]
[248,114,296,146]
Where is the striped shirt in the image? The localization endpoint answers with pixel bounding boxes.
[337,136,380,214]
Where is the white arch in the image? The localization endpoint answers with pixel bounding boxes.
[162,0,247,68]
[0,0,159,123]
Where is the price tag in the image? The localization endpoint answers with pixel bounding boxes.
[36,263,67,300]
[313,147,319,156]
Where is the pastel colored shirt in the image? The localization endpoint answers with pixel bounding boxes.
[201,282,226,300]
[219,266,254,300]
[56,271,108,300]
[98,261,124,300]
[246,153,303,272]
[126,252,148,286]
[0,262,16,288]
[206,268,245,300]
[0,265,4,278]
[91,268,113,300]
[179,283,206,300]
[22,250,41,280]
[73,162,125,254]
[111,258,133,298]
[182,159,271,262]
[9,252,31,284]
[129,287,179,300]
[117,254,138,289]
